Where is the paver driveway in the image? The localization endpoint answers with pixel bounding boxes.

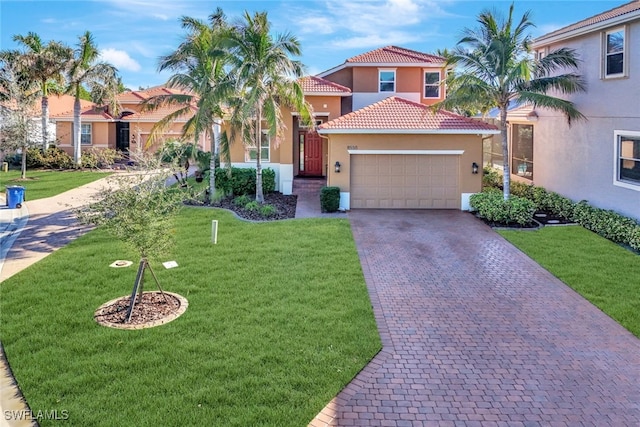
[332,210,640,426]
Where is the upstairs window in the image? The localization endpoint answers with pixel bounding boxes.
[81,123,92,145]
[379,70,395,92]
[424,71,440,98]
[604,27,625,78]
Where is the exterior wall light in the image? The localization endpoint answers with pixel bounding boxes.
[335,161,341,173]
[472,162,479,174]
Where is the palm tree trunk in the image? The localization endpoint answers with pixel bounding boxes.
[500,107,510,200]
[209,128,217,201]
[255,104,264,204]
[41,95,49,151]
[73,95,82,167]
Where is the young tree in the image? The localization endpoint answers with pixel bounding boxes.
[0,51,41,179]
[437,4,586,199]
[12,32,71,151]
[226,11,313,203]
[66,31,119,166]
[145,8,233,200]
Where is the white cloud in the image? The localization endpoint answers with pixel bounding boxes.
[99,48,141,72]
[330,31,420,49]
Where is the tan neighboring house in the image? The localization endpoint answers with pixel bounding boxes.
[226,45,499,210]
[51,86,207,157]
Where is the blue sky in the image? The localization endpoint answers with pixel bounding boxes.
[0,0,626,90]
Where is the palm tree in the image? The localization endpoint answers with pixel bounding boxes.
[145,8,233,199]
[226,11,312,203]
[66,31,119,166]
[437,4,586,199]
[12,32,71,151]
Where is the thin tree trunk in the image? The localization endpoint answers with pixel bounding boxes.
[209,127,217,201]
[41,95,49,151]
[21,116,27,179]
[255,104,264,204]
[500,107,510,200]
[73,95,82,167]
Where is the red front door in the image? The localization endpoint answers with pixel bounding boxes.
[299,130,323,176]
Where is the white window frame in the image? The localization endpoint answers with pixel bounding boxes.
[81,123,92,145]
[423,70,441,99]
[245,130,270,162]
[535,47,548,61]
[378,69,396,93]
[603,26,627,79]
[613,130,640,190]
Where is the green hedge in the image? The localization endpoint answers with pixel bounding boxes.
[470,190,535,226]
[482,172,640,251]
[320,186,340,213]
[214,167,276,196]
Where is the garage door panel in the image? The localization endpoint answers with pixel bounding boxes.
[351,154,460,209]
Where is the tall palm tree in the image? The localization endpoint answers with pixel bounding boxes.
[12,32,71,151]
[145,8,233,199]
[66,31,119,166]
[437,4,586,199]
[226,11,312,203]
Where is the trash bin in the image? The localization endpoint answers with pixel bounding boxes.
[6,186,25,209]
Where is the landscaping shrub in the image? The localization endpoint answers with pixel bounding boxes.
[482,165,502,189]
[27,147,73,169]
[233,194,252,206]
[470,190,535,226]
[244,200,260,212]
[572,200,640,245]
[259,204,277,217]
[214,167,276,196]
[320,186,340,213]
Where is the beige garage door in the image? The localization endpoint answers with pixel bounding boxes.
[350,154,460,209]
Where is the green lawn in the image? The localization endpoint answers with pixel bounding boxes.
[499,225,640,338]
[0,170,111,200]
[0,208,381,426]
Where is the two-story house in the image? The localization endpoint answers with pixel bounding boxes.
[530,0,640,220]
[227,46,499,210]
[51,86,207,156]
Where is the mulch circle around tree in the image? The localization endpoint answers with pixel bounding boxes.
[95,291,188,330]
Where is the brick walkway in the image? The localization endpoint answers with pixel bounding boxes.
[312,209,640,426]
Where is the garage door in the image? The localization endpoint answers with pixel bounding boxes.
[350,154,460,209]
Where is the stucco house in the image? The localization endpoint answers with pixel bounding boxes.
[527,0,640,220]
[51,86,207,156]
[226,45,499,210]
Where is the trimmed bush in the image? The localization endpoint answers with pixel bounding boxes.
[470,191,535,226]
[320,186,340,213]
[244,201,260,212]
[27,147,73,169]
[259,204,277,217]
[214,167,276,196]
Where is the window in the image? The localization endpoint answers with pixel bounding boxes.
[535,48,548,61]
[511,124,534,180]
[246,131,270,162]
[379,70,395,92]
[424,71,440,98]
[81,123,92,145]
[615,131,640,188]
[604,27,625,78]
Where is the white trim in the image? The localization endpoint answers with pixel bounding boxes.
[280,164,294,195]
[348,149,464,155]
[291,112,331,117]
[602,26,628,79]
[303,92,352,97]
[319,129,500,135]
[340,192,350,211]
[613,130,640,191]
[318,62,447,77]
[378,68,396,93]
[423,70,441,99]
[532,9,640,47]
[461,193,474,211]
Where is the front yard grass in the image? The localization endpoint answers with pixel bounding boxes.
[499,225,640,338]
[0,208,381,426]
[0,170,111,200]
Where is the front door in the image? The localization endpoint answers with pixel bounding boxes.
[299,130,323,176]
[116,122,130,152]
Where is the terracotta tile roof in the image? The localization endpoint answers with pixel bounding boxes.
[51,106,115,121]
[535,0,640,43]
[121,104,194,122]
[345,46,445,64]
[117,85,190,104]
[317,97,498,133]
[299,76,351,94]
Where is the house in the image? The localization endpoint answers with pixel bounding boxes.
[529,0,640,220]
[226,45,499,210]
[51,86,207,156]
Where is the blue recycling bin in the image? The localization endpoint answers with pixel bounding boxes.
[6,186,25,209]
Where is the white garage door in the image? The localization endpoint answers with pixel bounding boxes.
[350,154,460,209]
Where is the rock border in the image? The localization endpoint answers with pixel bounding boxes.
[94,291,188,330]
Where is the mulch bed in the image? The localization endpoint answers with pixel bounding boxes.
[95,292,182,326]
[533,210,575,225]
[472,210,574,229]
[189,192,298,221]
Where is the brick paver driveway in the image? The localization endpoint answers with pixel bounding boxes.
[337,210,640,426]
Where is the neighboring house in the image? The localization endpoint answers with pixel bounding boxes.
[51,86,207,156]
[529,0,640,220]
[226,45,498,210]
